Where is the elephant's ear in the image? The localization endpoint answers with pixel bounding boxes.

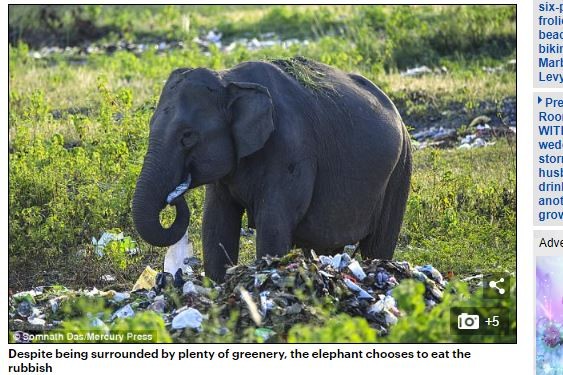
[227,82,274,159]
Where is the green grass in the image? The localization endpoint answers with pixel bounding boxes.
[397,140,516,276]
[9,5,515,292]
[10,5,515,68]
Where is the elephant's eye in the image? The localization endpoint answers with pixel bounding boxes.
[181,130,198,149]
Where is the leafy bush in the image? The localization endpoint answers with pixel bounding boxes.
[42,297,172,343]
[288,279,516,343]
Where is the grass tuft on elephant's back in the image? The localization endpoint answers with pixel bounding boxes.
[270,56,337,94]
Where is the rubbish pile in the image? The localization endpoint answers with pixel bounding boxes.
[400,59,515,78]
[411,114,516,150]
[400,65,448,77]
[27,30,309,61]
[193,30,309,53]
[27,40,187,62]
[8,248,449,343]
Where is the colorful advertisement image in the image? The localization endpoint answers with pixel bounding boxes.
[537,256,563,374]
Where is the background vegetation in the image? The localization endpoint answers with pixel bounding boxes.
[8,5,516,342]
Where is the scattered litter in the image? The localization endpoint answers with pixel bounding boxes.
[101,274,116,282]
[369,295,400,326]
[155,272,175,293]
[28,316,46,326]
[482,65,504,74]
[92,232,138,257]
[194,31,309,53]
[171,308,204,330]
[319,253,351,270]
[401,66,433,77]
[413,116,513,150]
[28,31,310,61]
[461,274,483,282]
[343,278,374,300]
[260,291,275,316]
[17,301,33,318]
[416,265,446,286]
[132,266,158,291]
[148,299,166,314]
[9,251,452,342]
[90,317,107,328]
[412,126,456,142]
[14,289,41,300]
[111,304,135,320]
[348,260,367,280]
[111,292,130,303]
[92,232,123,257]
[164,233,194,275]
[48,297,63,314]
[182,281,197,295]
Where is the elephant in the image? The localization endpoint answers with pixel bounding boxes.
[132,57,412,282]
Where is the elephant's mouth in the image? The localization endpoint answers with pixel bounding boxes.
[166,174,192,205]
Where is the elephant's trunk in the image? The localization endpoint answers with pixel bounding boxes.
[132,155,190,247]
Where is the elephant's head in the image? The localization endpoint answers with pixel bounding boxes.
[132,67,274,247]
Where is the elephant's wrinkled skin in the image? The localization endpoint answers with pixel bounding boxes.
[132,59,412,282]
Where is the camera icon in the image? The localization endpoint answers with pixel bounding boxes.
[457,313,480,330]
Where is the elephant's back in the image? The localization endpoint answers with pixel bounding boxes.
[225,59,407,250]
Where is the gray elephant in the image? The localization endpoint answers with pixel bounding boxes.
[132,57,412,282]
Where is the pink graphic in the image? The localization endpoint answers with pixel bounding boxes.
[537,256,563,374]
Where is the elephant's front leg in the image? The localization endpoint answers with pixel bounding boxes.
[255,208,296,259]
[253,172,315,259]
[202,183,243,282]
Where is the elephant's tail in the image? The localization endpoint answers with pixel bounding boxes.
[361,123,412,259]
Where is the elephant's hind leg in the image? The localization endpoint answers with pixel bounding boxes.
[360,127,412,260]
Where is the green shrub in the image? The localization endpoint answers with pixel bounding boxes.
[287,279,516,343]
[42,297,172,343]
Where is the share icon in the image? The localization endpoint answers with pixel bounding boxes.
[488,278,505,295]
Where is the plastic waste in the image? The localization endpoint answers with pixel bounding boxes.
[28,316,46,326]
[164,233,194,275]
[260,291,275,316]
[416,265,446,286]
[90,317,108,329]
[343,278,374,300]
[8,247,453,341]
[182,281,197,295]
[13,291,39,302]
[92,232,123,257]
[347,260,367,280]
[111,292,130,303]
[101,274,116,282]
[400,65,433,77]
[319,253,351,270]
[48,297,62,313]
[155,272,175,293]
[148,299,166,314]
[166,175,191,204]
[132,266,158,291]
[171,307,203,330]
[17,301,33,318]
[111,304,135,320]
